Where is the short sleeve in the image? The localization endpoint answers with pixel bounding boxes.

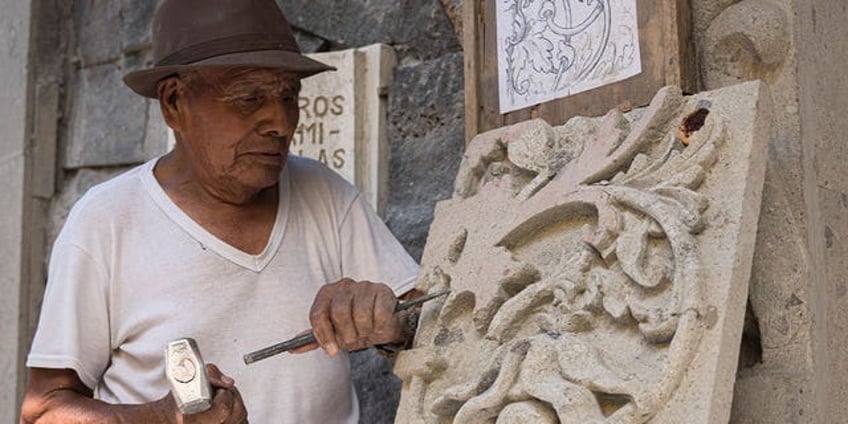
[338,194,419,296]
[26,241,112,390]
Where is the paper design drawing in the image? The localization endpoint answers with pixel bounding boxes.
[497,0,642,113]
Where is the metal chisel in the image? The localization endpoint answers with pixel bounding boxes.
[243,289,450,365]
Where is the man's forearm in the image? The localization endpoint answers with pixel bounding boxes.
[21,389,173,424]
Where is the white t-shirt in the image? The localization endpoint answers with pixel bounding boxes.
[27,155,419,423]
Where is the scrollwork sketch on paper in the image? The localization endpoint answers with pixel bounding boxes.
[496,0,642,113]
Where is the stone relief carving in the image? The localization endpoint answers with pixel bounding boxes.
[395,83,770,423]
[698,0,790,90]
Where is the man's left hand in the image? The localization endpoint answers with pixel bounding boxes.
[294,278,403,356]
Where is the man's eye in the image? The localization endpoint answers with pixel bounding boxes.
[240,96,261,104]
[281,94,296,103]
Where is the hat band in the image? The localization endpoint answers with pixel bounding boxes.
[156,33,301,67]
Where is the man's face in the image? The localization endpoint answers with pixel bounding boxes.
[175,68,301,194]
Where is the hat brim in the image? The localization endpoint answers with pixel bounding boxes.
[124,49,336,98]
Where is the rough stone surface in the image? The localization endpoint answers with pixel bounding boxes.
[143,100,170,160]
[74,0,122,65]
[74,0,158,65]
[292,28,329,54]
[798,1,848,413]
[277,0,460,62]
[732,369,811,423]
[351,350,403,424]
[439,0,463,40]
[701,0,791,90]
[386,52,466,262]
[65,61,150,168]
[395,82,771,423]
[120,0,158,53]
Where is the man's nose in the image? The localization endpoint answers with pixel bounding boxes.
[257,100,298,138]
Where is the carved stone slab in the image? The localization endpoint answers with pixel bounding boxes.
[395,82,771,423]
[295,44,396,216]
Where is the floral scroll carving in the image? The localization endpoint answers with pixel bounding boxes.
[395,86,735,423]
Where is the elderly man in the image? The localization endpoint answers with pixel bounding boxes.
[20,0,419,423]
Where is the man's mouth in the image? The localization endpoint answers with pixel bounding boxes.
[245,151,284,165]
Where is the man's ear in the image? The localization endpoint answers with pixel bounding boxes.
[157,76,186,132]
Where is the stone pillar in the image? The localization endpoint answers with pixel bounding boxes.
[0,0,33,421]
[794,1,848,421]
[695,0,848,422]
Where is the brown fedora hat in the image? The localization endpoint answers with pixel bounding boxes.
[124,0,335,98]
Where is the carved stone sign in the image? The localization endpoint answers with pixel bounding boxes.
[295,45,396,215]
[295,50,359,182]
[395,82,771,423]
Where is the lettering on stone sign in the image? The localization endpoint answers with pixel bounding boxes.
[294,148,347,169]
[297,95,345,119]
[294,94,348,170]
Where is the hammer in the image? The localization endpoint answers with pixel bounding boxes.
[165,338,213,415]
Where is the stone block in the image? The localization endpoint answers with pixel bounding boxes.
[731,368,811,423]
[701,0,791,90]
[74,0,123,64]
[292,28,328,54]
[821,186,848,418]
[277,0,459,61]
[294,44,396,215]
[65,62,149,169]
[75,0,159,65]
[143,100,171,160]
[32,83,60,199]
[439,0,463,40]
[394,82,771,423]
[746,161,813,369]
[351,349,402,424]
[385,52,465,261]
[120,0,158,53]
[296,50,363,186]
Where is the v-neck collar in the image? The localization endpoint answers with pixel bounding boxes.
[141,158,290,272]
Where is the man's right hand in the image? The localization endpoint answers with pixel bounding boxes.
[160,363,248,424]
[20,364,248,424]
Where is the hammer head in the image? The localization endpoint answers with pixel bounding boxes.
[165,338,213,415]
